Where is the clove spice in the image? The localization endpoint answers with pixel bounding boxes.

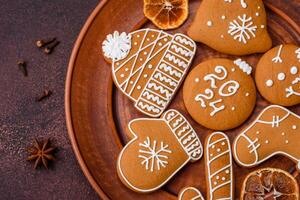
[18,61,28,77]
[44,40,60,54]
[36,89,52,102]
[36,38,56,48]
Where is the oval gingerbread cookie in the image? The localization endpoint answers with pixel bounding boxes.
[178,187,204,200]
[102,29,196,117]
[256,44,300,106]
[117,109,203,193]
[187,0,272,55]
[183,58,256,130]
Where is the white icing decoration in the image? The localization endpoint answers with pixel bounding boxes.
[153,73,178,87]
[120,74,125,78]
[296,48,300,62]
[234,59,252,75]
[277,72,286,81]
[231,107,235,111]
[204,66,227,88]
[147,83,172,99]
[102,31,131,61]
[159,63,182,78]
[142,92,166,106]
[286,75,300,97]
[246,93,250,96]
[266,80,273,87]
[291,66,298,75]
[144,74,148,78]
[209,99,225,116]
[224,0,247,8]
[148,64,153,69]
[261,25,265,29]
[272,45,283,63]
[221,15,226,20]
[207,20,213,27]
[228,14,257,44]
[137,102,160,114]
[206,132,233,200]
[138,137,172,172]
[165,54,187,68]
[292,125,297,130]
[195,89,214,108]
[174,35,195,48]
[137,85,141,90]
[265,140,269,144]
[219,80,240,97]
[233,105,300,170]
[178,187,204,200]
[221,35,224,38]
[255,12,259,17]
[195,78,200,83]
[286,140,289,144]
[171,45,193,57]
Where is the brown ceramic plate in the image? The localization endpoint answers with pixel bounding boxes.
[65,0,300,199]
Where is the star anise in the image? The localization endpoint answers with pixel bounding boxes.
[26,138,56,169]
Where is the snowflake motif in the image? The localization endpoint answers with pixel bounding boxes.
[228,14,257,44]
[138,137,172,172]
[102,31,131,61]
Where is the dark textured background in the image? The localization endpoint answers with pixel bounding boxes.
[0,0,100,199]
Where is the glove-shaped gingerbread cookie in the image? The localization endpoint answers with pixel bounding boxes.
[187,0,272,55]
[102,29,196,117]
[117,109,203,193]
[234,105,300,170]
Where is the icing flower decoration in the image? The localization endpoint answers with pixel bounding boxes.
[102,31,131,61]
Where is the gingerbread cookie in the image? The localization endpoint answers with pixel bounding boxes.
[256,44,300,106]
[183,58,256,130]
[102,29,196,117]
[241,168,299,200]
[187,0,272,55]
[233,105,300,170]
[205,132,234,200]
[117,109,203,192]
[178,187,204,200]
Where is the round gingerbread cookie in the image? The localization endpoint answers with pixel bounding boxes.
[255,44,300,106]
[183,58,256,130]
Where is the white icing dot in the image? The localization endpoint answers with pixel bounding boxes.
[221,142,225,146]
[143,74,148,78]
[221,35,224,38]
[140,58,143,61]
[152,35,155,38]
[256,12,260,16]
[214,181,217,185]
[195,78,200,83]
[261,25,265,29]
[277,72,286,81]
[164,38,168,42]
[158,43,162,46]
[217,148,221,152]
[210,153,213,157]
[148,64,153,69]
[256,131,260,134]
[265,140,269,144]
[120,74,125,78]
[225,170,230,174]
[125,68,129,71]
[207,20,213,27]
[231,68,235,72]
[137,85,141,90]
[212,145,215,149]
[216,176,220,180]
[285,140,289,144]
[222,177,226,181]
[137,35,140,38]
[116,62,120,66]
[291,66,298,75]
[246,93,250,97]
[258,6,261,9]
[281,132,285,136]
[134,42,138,45]
[231,107,235,111]
[292,125,297,130]
[266,80,273,87]
[130,81,134,84]
[221,15,226,20]
[146,38,150,41]
[144,52,148,55]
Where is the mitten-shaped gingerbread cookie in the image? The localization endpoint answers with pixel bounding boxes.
[117,109,203,193]
[187,0,272,55]
[178,187,204,200]
[233,105,300,170]
[102,29,196,117]
[205,132,234,200]
[256,44,300,106]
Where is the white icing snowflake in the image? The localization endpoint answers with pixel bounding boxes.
[102,31,131,61]
[228,14,257,44]
[138,137,172,172]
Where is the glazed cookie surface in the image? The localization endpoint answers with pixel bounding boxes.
[256,44,300,106]
[102,29,196,117]
[183,58,256,130]
[117,109,203,193]
[187,0,272,55]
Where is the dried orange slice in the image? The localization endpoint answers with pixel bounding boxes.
[241,168,299,200]
[144,0,188,30]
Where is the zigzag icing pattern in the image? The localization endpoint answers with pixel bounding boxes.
[186,141,200,152]
[182,134,195,145]
[173,117,183,127]
[165,111,176,121]
[147,83,172,98]
[142,91,167,106]
[234,58,252,75]
[165,54,187,68]
[154,73,178,87]
[159,64,182,78]
[296,48,300,61]
[137,102,160,113]
[174,35,195,48]
[177,125,190,136]
[171,45,193,57]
